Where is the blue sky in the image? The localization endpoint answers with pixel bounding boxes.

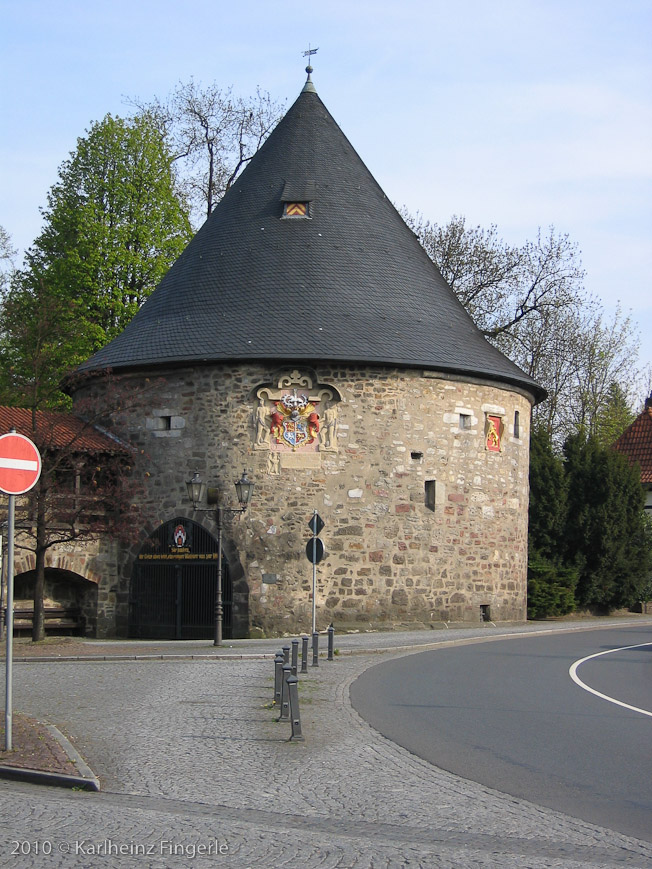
[2,0,651,378]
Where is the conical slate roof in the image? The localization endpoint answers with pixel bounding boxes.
[78,77,544,401]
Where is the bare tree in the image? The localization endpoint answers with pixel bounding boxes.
[0,224,17,297]
[510,300,639,444]
[404,212,642,441]
[567,306,638,436]
[1,379,153,641]
[129,80,284,226]
[406,213,584,341]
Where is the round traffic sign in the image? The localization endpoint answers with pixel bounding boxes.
[306,537,325,565]
[0,432,42,495]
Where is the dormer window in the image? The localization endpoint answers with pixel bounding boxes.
[281,179,315,219]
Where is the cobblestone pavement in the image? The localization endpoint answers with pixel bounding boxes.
[1,619,652,868]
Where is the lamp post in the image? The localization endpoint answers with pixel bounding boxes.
[186,470,254,646]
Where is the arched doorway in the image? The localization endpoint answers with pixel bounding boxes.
[129,517,232,639]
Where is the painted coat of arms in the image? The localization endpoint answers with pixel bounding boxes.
[253,370,340,459]
[271,390,320,449]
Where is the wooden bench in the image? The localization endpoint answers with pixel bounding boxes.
[9,604,84,636]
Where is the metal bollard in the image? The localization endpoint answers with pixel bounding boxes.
[286,674,304,741]
[274,651,284,705]
[301,635,309,673]
[327,623,335,661]
[291,639,299,676]
[311,631,319,667]
[278,664,292,721]
[282,645,290,665]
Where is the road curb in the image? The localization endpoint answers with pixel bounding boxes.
[0,723,100,791]
[7,618,651,664]
[10,652,279,663]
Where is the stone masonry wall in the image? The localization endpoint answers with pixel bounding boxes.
[10,533,120,637]
[74,362,533,637]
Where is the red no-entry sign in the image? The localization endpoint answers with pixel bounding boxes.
[0,432,42,495]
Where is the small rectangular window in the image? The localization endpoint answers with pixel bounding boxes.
[514,410,520,439]
[283,202,309,217]
[460,414,471,430]
[425,479,436,512]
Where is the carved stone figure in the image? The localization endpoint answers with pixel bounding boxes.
[267,451,280,475]
[320,402,338,451]
[254,398,269,447]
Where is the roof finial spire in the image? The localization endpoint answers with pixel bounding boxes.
[301,45,318,93]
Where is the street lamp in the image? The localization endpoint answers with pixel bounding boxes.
[186,471,206,509]
[186,470,255,646]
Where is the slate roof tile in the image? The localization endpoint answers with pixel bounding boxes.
[78,79,545,402]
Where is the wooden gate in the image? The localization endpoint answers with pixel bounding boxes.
[129,517,232,639]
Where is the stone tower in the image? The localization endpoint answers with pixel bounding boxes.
[74,72,544,638]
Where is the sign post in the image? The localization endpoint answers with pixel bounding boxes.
[1,430,42,751]
[306,511,325,634]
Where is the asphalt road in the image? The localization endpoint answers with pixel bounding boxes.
[350,624,652,843]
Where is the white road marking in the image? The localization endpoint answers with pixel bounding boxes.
[569,642,652,718]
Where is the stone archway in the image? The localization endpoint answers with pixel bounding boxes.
[13,567,98,635]
[128,517,244,640]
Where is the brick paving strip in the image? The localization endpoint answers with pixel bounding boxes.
[0,712,77,774]
[1,618,652,867]
[0,712,100,791]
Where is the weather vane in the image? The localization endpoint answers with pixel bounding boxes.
[302,44,319,75]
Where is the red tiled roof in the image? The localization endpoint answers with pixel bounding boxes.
[613,406,652,484]
[0,406,129,455]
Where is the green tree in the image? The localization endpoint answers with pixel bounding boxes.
[563,432,651,610]
[528,427,568,560]
[527,426,577,618]
[593,382,636,448]
[0,276,79,409]
[25,112,192,364]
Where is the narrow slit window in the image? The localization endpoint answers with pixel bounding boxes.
[514,410,520,439]
[425,479,436,512]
